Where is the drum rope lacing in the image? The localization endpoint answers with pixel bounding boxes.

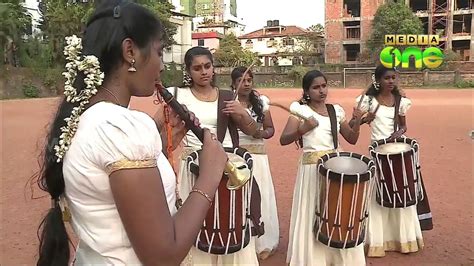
[315,152,375,248]
[189,148,253,255]
[371,137,424,208]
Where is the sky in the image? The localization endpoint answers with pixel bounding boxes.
[237,0,325,33]
[23,0,325,34]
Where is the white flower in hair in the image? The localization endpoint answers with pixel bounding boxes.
[54,35,104,162]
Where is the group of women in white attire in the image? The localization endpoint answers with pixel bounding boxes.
[34,2,431,265]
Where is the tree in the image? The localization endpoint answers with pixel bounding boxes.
[38,0,95,65]
[307,24,324,36]
[134,0,177,49]
[213,33,260,67]
[294,24,325,65]
[38,0,177,66]
[365,1,423,61]
[0,0,32,66]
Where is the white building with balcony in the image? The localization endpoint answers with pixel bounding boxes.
[238,20,310,66]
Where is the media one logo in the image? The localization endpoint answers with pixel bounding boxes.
[380,35,444,69]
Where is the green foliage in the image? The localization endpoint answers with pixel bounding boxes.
[287,66,311,85]
[0,1,32,66]
[37,0,177,65]
[38,0,95,65]
[307,24,324,36]
[0,1,32,43]
[366,1,424,61]
[214,33,261,67]
[294,24,325,65]
[136,0,178,49]
[160,62,183,87]
[18,37,55,68]
[455,80,474,88]
[22,83,40,98]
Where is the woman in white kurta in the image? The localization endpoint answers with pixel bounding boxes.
[280,70,365,266]
[351,65,424,257]
[169,47,261,265]
[35,3,229,265]
[231,67,280,260]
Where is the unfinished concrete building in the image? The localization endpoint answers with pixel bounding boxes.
[325,0,474,63]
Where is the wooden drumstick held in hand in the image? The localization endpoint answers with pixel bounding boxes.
[233,60,258,100]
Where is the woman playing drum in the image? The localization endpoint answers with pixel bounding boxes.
[350,65,432,257]
[35,2,228,265]
[231,67,280,260]
[281,70,366,265]
[166,47,262,265]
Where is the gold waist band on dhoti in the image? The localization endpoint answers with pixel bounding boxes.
[180,144,266,160]
[240,144,266,154]
[301,149,336,165]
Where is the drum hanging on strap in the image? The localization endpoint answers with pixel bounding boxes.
[186,147,254,255]
[313,152,375,249]
[369,137,423,208]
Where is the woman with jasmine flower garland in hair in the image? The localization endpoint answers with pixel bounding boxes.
[281,70,366,266]
[349,65,431,257]
[35,1,228,265]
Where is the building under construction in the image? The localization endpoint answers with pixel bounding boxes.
[325,0,473,63]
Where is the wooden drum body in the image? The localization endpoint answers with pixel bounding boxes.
[369,137,423,208]
[187,147,254,255]
[313,152,375,249]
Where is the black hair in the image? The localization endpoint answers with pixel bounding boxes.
[35,2,164,265]
[230,66,264,123]
[365,64,402,97]
[296,70,328,148]
[183,46,216,87]
[298,70,328,105]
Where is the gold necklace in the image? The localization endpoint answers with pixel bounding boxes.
[190,87,218,102]
[377,95,394,107]
[102,87,121,105]
[308,103,328,116]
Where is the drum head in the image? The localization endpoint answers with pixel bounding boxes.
[375,143,411,154]
[324,156,368,175]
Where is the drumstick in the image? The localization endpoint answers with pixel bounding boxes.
[356,94,365,110]
[233,60,257,101]
[269,102,312,121]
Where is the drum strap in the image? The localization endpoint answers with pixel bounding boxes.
[217,89,239,147]
[326,104,338,150]
[393,94,402,132]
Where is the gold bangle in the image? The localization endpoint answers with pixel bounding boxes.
[190,188,213,205]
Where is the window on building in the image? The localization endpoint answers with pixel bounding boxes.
[198,39,205,46]
[258,38,263,41]
[283,38,295,46]
[344,44,360,62]
[245,39,254,48]
[267,38,275,47]
[343,21,361,39]
[343,0,360,17]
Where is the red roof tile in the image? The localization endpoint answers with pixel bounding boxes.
[192,32,223,39]
[239,26,309,39]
